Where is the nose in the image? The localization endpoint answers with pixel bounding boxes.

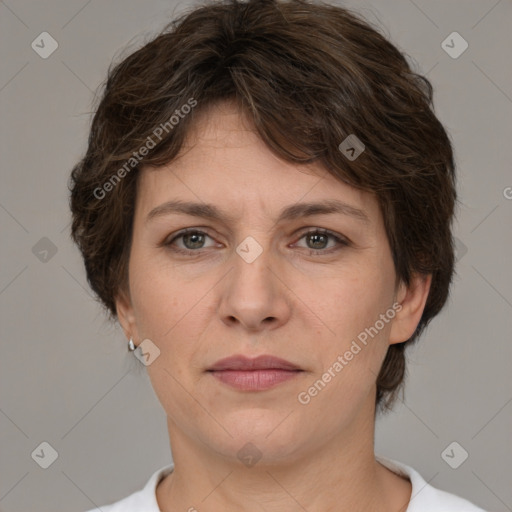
[217,240,292,333]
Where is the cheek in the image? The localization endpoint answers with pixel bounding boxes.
[128,250,187,334]
[317,265,392,338]
[306,262,395,398]
[131,281,177,339]
[128,254,215,378]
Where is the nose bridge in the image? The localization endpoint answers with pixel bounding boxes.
[231,232,276,298]
[218,230,289,330]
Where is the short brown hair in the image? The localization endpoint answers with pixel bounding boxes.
[69,0,457,413]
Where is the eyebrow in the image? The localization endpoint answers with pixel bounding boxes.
[146,199,370,225]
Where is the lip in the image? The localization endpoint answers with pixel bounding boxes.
[207,355,303,391]
[210,369,302,391]
[208,354,301,371]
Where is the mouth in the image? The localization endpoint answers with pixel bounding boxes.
[207,355,304,391]
[208,354,302,372]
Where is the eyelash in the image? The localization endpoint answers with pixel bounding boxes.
[163,228,349,256]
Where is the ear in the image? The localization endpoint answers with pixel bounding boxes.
[389,273,432,345]
[115,287,140,344]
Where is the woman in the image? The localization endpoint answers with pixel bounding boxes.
[69,0,486,510]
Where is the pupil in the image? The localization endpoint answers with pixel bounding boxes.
[184,233,204,249]
[309,233,327,249]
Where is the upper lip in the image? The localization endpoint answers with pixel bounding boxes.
[208,355,302,371]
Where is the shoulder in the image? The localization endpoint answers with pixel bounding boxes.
[82,464,174,512]
[409,480,488,511]
[376,455,487,511]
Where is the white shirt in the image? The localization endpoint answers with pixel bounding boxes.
[85,455,487,511]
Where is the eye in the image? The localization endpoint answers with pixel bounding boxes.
[293,229,349,255]
[164,229,217,254]
[163,227,349,256]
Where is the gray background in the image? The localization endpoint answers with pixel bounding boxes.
[1,0,511,511]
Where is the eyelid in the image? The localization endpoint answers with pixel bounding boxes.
[294,226,349,243]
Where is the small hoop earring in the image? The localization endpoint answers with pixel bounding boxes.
[128,338,136,352]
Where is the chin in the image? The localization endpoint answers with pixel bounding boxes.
[204,411,307,464]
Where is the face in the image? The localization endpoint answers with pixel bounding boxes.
[116,101,430,465]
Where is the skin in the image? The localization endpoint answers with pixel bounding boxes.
[116,100,432,512]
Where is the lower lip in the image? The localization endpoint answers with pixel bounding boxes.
[209,369,302,391]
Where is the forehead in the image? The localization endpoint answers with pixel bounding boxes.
[136,101,381,227]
